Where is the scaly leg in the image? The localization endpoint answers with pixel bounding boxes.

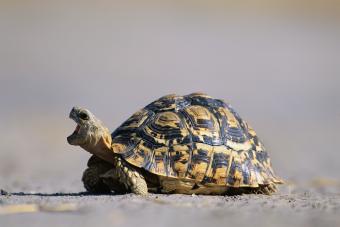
[82,155,125,193]
[101,156,148,195]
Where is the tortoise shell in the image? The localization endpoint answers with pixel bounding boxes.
[110,93,282,187]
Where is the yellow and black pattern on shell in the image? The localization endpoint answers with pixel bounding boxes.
[111,93,282,188]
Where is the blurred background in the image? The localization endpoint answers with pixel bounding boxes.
[0,0,339,193]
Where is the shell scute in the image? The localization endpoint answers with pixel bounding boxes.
[169,144,191,178]
[139,111,190,147]
[183,105,221,145]
[187,143,214,182]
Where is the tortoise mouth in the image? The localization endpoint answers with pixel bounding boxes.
[67,109,85,145]
[67,120,81,145]
[71,124,81,136]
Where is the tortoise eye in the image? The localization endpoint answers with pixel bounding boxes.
[79,112,89,120]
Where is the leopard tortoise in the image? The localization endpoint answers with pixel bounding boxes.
[67,93,282,195]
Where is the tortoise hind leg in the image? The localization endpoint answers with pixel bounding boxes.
[258,184,277,195]
[246,184,277,195]
[102,157,148,195]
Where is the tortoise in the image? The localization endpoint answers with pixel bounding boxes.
[67,93,282,195]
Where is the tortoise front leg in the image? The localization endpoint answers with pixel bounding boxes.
[82,155,126,194]
[82,165,111,193]
[101,157,148,195]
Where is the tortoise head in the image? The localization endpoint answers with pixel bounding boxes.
[67,107,111,147]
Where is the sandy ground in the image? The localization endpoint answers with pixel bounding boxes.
[1,186,340,227]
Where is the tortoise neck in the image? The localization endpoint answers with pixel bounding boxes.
[81,131,115,164]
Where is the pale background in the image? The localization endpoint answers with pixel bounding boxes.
[1,2,340,227]
[0,1,339,193]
